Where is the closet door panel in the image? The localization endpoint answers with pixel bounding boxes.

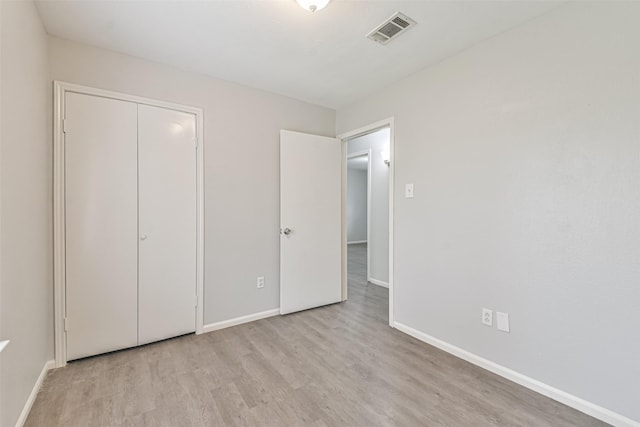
[138,105,197,344]
[65,93,139,360]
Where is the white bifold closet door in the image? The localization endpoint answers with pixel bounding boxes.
[65,93,139,360]
[65,93,196,360]
[138,105,196,345]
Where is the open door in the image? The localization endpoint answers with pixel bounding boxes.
[280,130,342,314]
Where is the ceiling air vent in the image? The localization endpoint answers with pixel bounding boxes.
[367,12,416,45]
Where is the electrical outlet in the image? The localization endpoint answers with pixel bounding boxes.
[257,276,265,289]
[482,308,493,326]
[497,312,510,332]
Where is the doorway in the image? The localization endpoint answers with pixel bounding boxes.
[341,120,394,326]
[347,151,370,291]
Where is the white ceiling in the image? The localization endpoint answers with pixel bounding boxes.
[35,0,562,109]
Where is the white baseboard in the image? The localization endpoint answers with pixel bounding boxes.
[202,308,280,333]
[394,322,639,427]
[368,278,389,288]
[15,359,55,427]
[347,240,367,245]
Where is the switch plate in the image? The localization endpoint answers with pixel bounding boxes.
[497,312,510,332]
[482,308,493,326]
[405,183,414,198]
[257,276,265,289]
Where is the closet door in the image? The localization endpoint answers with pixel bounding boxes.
[138,105,197,344]
[65,93,139,360]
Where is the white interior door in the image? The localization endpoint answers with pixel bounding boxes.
[65,93,139,360]
[138,104,197,344]
[280,130,342,314]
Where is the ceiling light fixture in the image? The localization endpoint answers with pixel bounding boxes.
[296,0,330,13]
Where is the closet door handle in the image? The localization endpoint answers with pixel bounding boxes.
[140,234,148,241]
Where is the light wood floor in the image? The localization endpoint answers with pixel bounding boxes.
[26,244,607,426]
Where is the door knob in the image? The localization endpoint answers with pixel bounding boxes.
[282,228,292,236]
[140,234,148,241]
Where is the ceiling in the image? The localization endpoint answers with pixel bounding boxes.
[35,0,563,109]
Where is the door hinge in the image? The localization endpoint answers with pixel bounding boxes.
[195,294,198,307]
[193,138,198,149]
[64,317,69,332]
[62,119,68,134]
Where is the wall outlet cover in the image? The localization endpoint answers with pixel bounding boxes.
[482,308,493,326]
[497,312,510,332]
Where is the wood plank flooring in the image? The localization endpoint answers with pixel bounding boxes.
[25,243,607,426]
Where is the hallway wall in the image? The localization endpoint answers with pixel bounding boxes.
[347,165,367,243]
[347,128,390,285]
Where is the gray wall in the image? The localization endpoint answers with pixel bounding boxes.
[347,129,390,284]
[336,2,640,422]
[48,37,336,325]
[0,1,53,426]
[347,165,367,243]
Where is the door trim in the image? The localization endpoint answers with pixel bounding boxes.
[346,150,372,283]
[53,81,205,367]
[338,118,395,327]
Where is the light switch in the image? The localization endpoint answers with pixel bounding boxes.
[497,312,510,332]
[405,183,414,198]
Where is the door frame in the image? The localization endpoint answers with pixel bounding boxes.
[338,118,395,327]
[346,150,372,282]
[53,81,205,367]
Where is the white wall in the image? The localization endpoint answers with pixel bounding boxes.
[347,129,390,284]
[48,37,336,325]
[1,3,3,421]
[337,2,640,422]
[347,164,367,243]
[0,1,53,426]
